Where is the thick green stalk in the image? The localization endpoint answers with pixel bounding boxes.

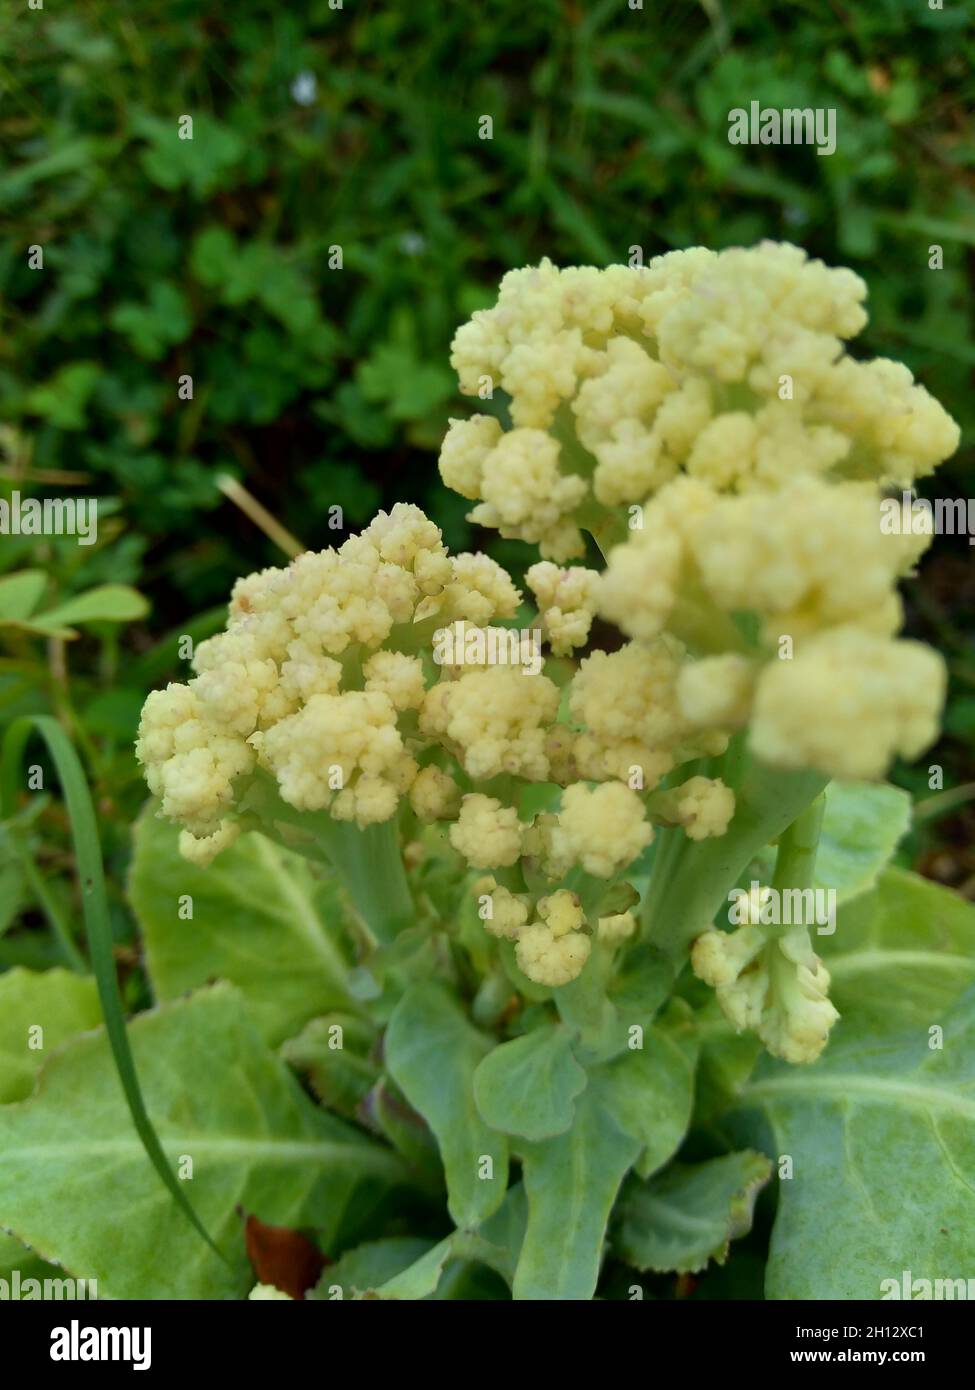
[317,817,415,946]
[763,791,827,939]
[643,753,828,962]
[240,774,415,945]
[770,792,826,896]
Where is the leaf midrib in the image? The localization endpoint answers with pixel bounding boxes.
[740,1073,975,1120]
[1,1135,400,1173]
[627,1194,718,1238]
[827,948,975,978]
[253,836,350,984]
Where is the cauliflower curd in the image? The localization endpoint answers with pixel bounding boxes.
[138,241,959,1061]
[441,242,956,784]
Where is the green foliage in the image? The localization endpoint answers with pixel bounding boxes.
[0,985,402,1298]
[3,0,972,611]
[1,0,974,1306]
[515,1080,644,1300]
[616,1150,773,1275]
[820,867,975,1029]
[473,1022,587,1141]
[717,867,975,1298]
[0,967,99,1102]
[385,981,509,1228]
[129,810,356,1044]
[752,779,912,904]
[2,735,975,1300]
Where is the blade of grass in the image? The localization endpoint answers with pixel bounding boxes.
[914,781,975,825]
[216,475,304,558]
[1,714,225,1261]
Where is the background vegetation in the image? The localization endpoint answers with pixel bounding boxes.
[0,0,973,1142]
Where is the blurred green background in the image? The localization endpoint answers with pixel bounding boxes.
[0,0,973,967]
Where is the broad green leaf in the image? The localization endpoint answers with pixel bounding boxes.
[473,1023,587,1141]
[0,985,405,1299]
[0,1231,68,1290]
[822,868,975,1030]
[0,571,46,622]
[514,1078,642,1300]
[616,1150,773,1274]
[813,781,911,901]
[736,982,975,1299]
[610,942,674,1019]
[0,968,100,1102]
[129,808,355,1045]
[32,585,149,634]
[753,779,910,904]
[477,1178,528,1282]
[599,1026,697,1179]
[385,982,508,1228]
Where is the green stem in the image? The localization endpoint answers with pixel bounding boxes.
[770,793,825,896]
[761,791,827,939]
[317,817,415,946]
[239,775,415,946]
[643,751,828,962]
